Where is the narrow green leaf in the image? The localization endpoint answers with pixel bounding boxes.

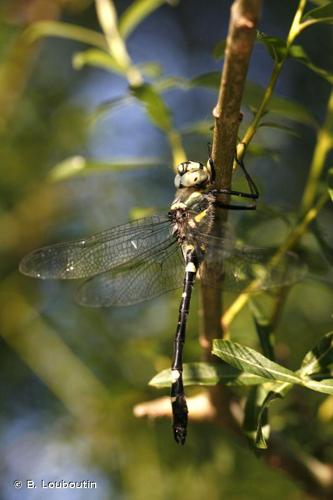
[131,83,172,131]
[249,300,275,361]
[244,81,318,128]
[256,31,287,63]
[244,382,292,449]
[189,73,317,128]
[244,386,270,449]
[213,39,226,60]
[329,168,333,201]
[191,72,220,89]
[24,21,107,50]
[180,120,213,137]
[153,76,189,92]
[119,0,178,39]
[259,121,301,138]
[300,331,333,376]
[289,45,333,84]
[72,48,124,73]
[303,3,333,22]
[149,362,270,388]
[212,340,302,384]
[138,62,163,78]
[303,378,333,395]
[49,156,161,181]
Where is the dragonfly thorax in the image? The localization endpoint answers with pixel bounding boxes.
[174,160,213,189]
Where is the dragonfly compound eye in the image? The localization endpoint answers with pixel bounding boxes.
[174,161,211,188]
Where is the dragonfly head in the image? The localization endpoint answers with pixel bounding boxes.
[174,160,214,189]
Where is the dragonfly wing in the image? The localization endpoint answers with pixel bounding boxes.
[200,244,307,291]
[76,242,184,306]
[19,215,173,279]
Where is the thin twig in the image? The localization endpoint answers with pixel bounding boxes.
[237,0,307,160]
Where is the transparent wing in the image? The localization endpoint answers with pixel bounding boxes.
[76,242,184,306]
[198,232,307,291]
[19,215,173,279]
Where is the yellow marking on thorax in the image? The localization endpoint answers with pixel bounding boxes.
[194,208,208,223]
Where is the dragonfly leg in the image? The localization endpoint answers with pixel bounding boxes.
[209,153,259,210]
[171,250,197,445]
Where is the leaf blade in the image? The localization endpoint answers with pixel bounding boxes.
[149,361,270,388]
[212,340,302,384]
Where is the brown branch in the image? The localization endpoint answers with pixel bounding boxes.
[211,0,261,192]
[200,0,261,350]
[199,0,262,447]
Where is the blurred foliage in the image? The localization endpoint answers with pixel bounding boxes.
[0,0,333,499]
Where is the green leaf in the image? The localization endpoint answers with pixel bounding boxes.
[329,168,333,201]
[189,73,317,128]
[259,121,301,138]
[72,48,125,73]
[180,119,213,137]
[302,3,333,23]
[310,211,333,266]
[289,45,333,84]
[249,300,275,361]
[256,31,287,63]
[119,0,178,39]
[191,72,221,89]
[24,21,107,50]
[212,340,302,384]
[213,39,226,60]
[149,362,269,388]
[244,81,318,128]
[303,378,333,395]
[48,156,161,181]
[138,62,163,78]
[300,331,333,377]
[244,382,292,449]
[153,76,189,92]
[131,83,172,131]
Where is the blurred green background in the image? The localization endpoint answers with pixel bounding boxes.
[0,1,332,499]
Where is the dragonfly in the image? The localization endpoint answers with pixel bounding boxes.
[19,153,306,445]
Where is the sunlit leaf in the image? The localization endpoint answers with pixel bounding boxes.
[149,362,270,388]
[256,31,287,63]
[131,83,172,131]
[119,0,178,39]
[303,378,333,395]
[138,62,163,78]
[329,168,333,201]
[289,45,333,84]
[212,340,302,384]
[49,156,161,181]
[213,39,226,60]
[72,48,125,73]
[129,206,156,220]
[302,3,333,23]
[300,331,333,377]
[24,21,107,50]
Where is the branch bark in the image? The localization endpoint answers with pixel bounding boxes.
[200,0,261,352]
